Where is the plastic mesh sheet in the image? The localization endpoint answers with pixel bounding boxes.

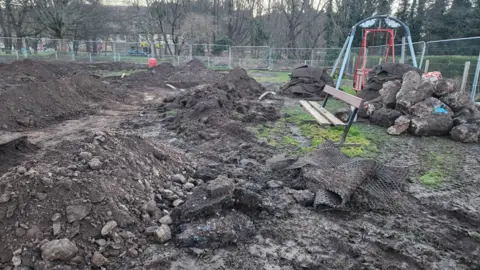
[291,141,409,212]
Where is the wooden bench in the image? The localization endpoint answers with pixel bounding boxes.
[299,85,363,145]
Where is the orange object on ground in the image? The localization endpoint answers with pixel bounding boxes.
[148,58,157,68]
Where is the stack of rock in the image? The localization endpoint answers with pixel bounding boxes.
[364,70,480,143]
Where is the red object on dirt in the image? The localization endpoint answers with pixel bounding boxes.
[148,58,157,68]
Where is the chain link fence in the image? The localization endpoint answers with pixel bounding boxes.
[0,36,479,98]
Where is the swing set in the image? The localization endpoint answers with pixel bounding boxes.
[331,15,418,92]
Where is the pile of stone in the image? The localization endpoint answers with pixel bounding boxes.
[364,71,480,143]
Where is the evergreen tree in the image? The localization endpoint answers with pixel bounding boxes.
[395,0,410,22]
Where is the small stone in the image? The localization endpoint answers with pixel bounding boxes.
[95,239,107,246]
[92,251,109,267]
[51,213,62,222]
[172,174,187,184]
[101,220,118,236]
[0,193,10,203]
[41,177,53,186]
[17,166,27,174]
[70,256,83,264]
[88,158,102,170]
[41,239,78,261]
[161,189,178,201]
[267,180,283,189]
[142,213,151,222]
[159,215,173,225]
[145,226,159,236]
[26,225,42,240]
[66,204,92,223]
[127,248,138,258]
[35,192,48,200]
[51,221,61,236]
[183,182,195,191]
[172,199,184,207]
[15,227,26,237]
[154,225,172,244]
[79,152,93,161]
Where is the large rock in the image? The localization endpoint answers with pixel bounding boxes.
[205,175,235,198]
[41,239,78,261]
[396,75,434,114]
[410,115,453,136]
[387,115,412,135]
[154,225,172,243]
[434,78,457,97]
[379,80,402,108]
[66,204,92,223]
[440,91,472,112]
[369,108,402,127]
[450,124,480,143]
[92,251,109,267]
[233,188,263,211]
[408,97,454,117]
[175,212,255,248]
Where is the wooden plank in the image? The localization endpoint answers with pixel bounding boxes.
[308,101,346,126]
[299,100,331,126]
[323,85,363,108]
[461,61,471,91]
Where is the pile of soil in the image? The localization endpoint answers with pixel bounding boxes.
[167,58,224,83]
[0,131,194,269]
[158,68,280,140]
[0,60,127,130]
[363,70,480,142]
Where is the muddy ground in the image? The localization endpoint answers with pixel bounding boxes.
[0,59,479,270]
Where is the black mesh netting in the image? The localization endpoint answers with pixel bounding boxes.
[286,141,409,212]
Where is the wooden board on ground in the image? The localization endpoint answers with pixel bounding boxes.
[308,101,346,126]
[299,100,330,126]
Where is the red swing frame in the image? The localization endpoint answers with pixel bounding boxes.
[353,28,396,91]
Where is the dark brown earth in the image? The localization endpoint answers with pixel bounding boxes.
[0,59,479,270]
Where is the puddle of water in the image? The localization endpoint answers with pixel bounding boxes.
[288,124,310,148]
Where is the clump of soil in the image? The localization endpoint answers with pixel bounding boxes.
[0,59,71,84]
[167,58,224,83]
[159,68,280,140]
[0,131,193,269]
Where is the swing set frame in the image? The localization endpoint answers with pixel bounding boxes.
[353,28,396,90]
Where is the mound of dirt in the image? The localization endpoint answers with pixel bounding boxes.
[0,131,194,269]
[0,59,71,84]
[0,73,126,130]
[167,58,224,83]
[159,68,279,140]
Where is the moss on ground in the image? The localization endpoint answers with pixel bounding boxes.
[252,104,372,157]
[420,169,445,186]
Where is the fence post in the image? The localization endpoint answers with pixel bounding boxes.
[177,56,180,66]
[189,44,193,60]
[400,37,406,64]
[118,53,121,62]
[113,42,116,62]
[55,52,58,60]
[470,52,480,101]
[207,56,210,67]
[15,50,19,59]
[424,60,430,73]
[72,53,75,61]
[419,41,426,69]
[310,49,314,67]
[268,47,272,70]
[228,46,232,68]
[461,61,471,91]
[89,53,92,63]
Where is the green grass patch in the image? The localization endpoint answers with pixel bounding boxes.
[282,105,371,157]
[248,70,290,83]
[420,169,445,186]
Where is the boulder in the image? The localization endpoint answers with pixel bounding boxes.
[450,124,480,143]
[387,115,412,135]
[440,91,472,112]
[379,80,402,108]
[408,97,454,117]
[434,78,457,97]
[369,108,402,127]
[396,77,434,114]
[409,115,453,136]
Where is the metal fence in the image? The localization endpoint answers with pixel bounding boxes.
[1,36,479,99]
